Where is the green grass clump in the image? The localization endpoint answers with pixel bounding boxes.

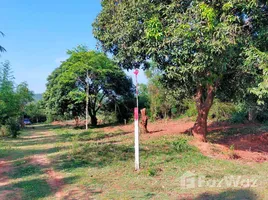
[70,142,134,167]
[171,138,192,152]
[9,164,43,179]
[13,178,52,199]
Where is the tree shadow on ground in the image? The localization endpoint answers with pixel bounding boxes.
[193,189,258,200]
[207,122,261,143]
[149,129,164,134]
[54,143,135,171]
[90,122,121,129]
[2,176,78,200]
[206,123,268,155]
[6,136,62,147]
[8,164,43,179]
[24,124,63,131]
[0,146,62,163]
[54,138,196,172]
[73,130,132,142]
[62,186,102,200]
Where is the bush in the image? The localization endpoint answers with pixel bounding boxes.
[0,126,10,137]
[230,103,248,123]
[100,112,117,124]
[230,111,247,123]
[183,99,198,118]
[183,98,236,121]
[0,118,20,138]
[209,99,236,121]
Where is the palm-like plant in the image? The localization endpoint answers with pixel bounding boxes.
[0,31,6,53]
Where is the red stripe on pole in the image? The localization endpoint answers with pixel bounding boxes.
[134,107,138,120]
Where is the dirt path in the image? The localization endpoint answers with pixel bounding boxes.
[0,128,71,200]
[29,154,65,199]
[0,159,21,200]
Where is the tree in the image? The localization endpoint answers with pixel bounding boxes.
[25,101,47,123]
[145,67,178,120]
[43,46,133,126]
[94,0,268,141]
[0,61,18,125]
[138,83,150,111]
[16,82,34,127]
[0,61,33,137]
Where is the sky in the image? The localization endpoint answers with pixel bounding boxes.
[1,0,147,94]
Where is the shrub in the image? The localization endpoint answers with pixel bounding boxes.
[209,99,236,121]
[230,111,247,123]
[183,99,198,118]
[171,138,191,152]
[101,112,117,124]
[0,118,20,138]
[0,125,10,137]
[183,98,236,121]
[147,168,160,177]
[171,107,178,117]
[230,103,247,123]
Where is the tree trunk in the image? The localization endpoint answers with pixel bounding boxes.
[20,117,25,128]
[74,116,79,127]
[91,115,98,126]
[192,85,214,142]
[248,107,256,122]
[85,70,89,130]
[140,108,149,134]
[192,107,209,142]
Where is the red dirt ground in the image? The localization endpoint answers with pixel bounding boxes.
[0,159,22,200]
[28,154,97,199]
[29,154,65,199]
[100,119,268,163]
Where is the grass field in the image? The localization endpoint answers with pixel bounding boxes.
[0,122,267,199]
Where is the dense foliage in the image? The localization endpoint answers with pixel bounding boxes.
[145,67,179,120]
[0,61,33,137]
[43,46,134,126]
[94,0,268,141]
[25,101,47,123]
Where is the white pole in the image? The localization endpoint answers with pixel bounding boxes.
[134,69,139,171]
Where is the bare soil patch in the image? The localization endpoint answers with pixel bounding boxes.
[29,154,65,199]
[0,159,13,187]
[101,118,195,138]
[60,186,101,200]
[0,159,21,200]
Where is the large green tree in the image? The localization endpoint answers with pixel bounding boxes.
[43,46,133,126]
[94,0,268,141]
[0,61,18,124]
[16,82,34,127]
[0,61,33,137]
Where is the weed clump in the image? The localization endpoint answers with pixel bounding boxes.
[171,138,192,153]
